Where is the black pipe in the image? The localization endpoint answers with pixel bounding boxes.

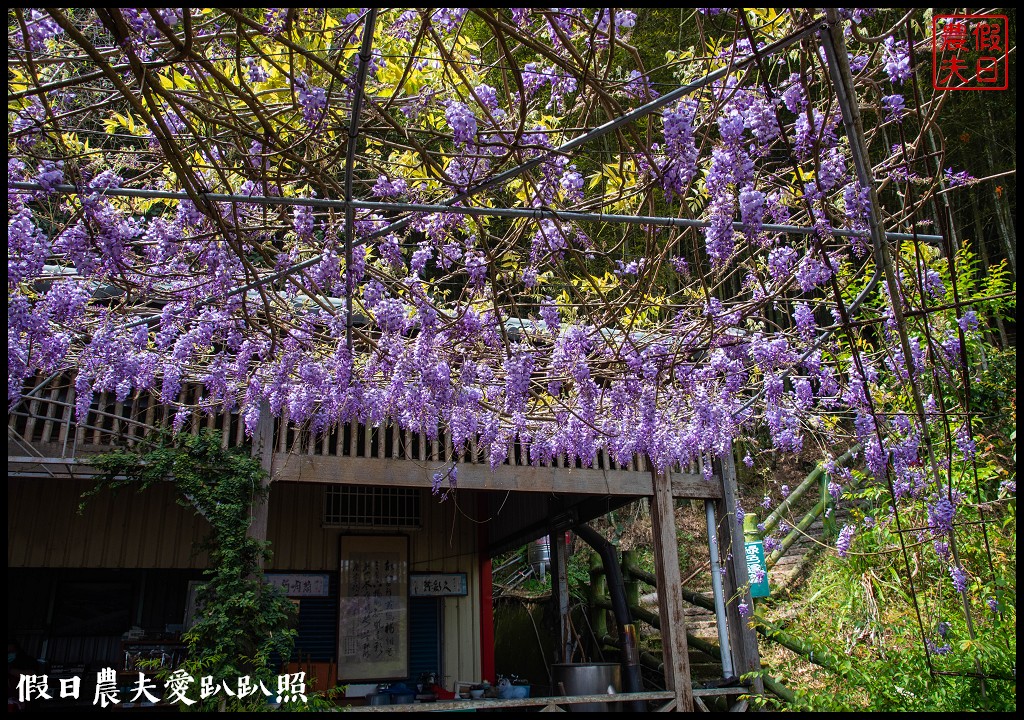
[574,524,645,712]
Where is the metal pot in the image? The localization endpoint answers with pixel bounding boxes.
[367,693,390,706]
[552,663,621,712]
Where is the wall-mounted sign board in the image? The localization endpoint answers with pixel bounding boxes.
[410,572,468,597]
[265,573,330,597]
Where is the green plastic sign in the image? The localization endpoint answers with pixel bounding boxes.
[744,540,770,598]
[743,513,770,598]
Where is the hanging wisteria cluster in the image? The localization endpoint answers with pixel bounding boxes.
[8,7,1008,622]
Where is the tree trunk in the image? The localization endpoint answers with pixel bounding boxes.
[971,189,1008,348]
[984,108,1016,275]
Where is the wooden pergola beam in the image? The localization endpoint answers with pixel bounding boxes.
[271,453,721,498]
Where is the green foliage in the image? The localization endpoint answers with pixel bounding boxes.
[89,431,306,711]
[759,435,1016,711]
[759,549,1016,710]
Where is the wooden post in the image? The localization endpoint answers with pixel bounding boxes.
[248,401,274,567]
[716,451,764,694]
[551,530,572,663]
[649,463,693,711]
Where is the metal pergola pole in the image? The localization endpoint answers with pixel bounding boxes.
[344,9,378,351]
[8,182,944,243]
[705,499,735,680]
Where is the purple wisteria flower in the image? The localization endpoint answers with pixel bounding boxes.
[738,602,751,617]
[828,481,842,502]
[793,303,816,342]
[446,101,477,145]
[246,57,269,84]
[661,99,698,199]
[264,8,288,36]
[373,175,409,198]
[882,37,911,84]
[431,465,458,497]
[795,255,833,292]
[293,203,315,239]
[294,74,327,127]
[944,168,976,187]
[36,160,64,194]
[670,256,689,275]
[26,9,63,50]
[539,298,560,334]
[949,565,969,594]
[836,524,855,557]
[881,94,905,123]
[623,70,657,100]
[474,83,500,112]
[767,245,797,282]
[782,75,807,114]
[956,311,979,332]
[849,54,870,73]
[927,495,956,535]
[839,9,876,24]
[955,424,976,460]
[433,8,468,34]
[739,189,765,236]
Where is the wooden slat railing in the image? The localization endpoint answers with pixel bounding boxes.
[8,374,647,474]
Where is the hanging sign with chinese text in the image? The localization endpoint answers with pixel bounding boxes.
[410,572,468,597]
[338,536,409,681]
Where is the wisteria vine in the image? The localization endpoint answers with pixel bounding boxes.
[7,8,1014,672]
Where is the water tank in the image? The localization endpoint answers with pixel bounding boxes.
[528,536,551,579]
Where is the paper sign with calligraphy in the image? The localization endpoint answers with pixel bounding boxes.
[410,572,468,597]
[265,574,329,597]
[338,536,409,681]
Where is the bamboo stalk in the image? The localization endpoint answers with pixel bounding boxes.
[761,445,860,537]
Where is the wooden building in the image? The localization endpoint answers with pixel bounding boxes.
[8,374,760,711]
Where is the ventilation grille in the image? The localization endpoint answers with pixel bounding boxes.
[323,485,421,528]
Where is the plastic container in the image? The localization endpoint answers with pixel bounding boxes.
[384,683,416,705]
[497,683,530,699]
